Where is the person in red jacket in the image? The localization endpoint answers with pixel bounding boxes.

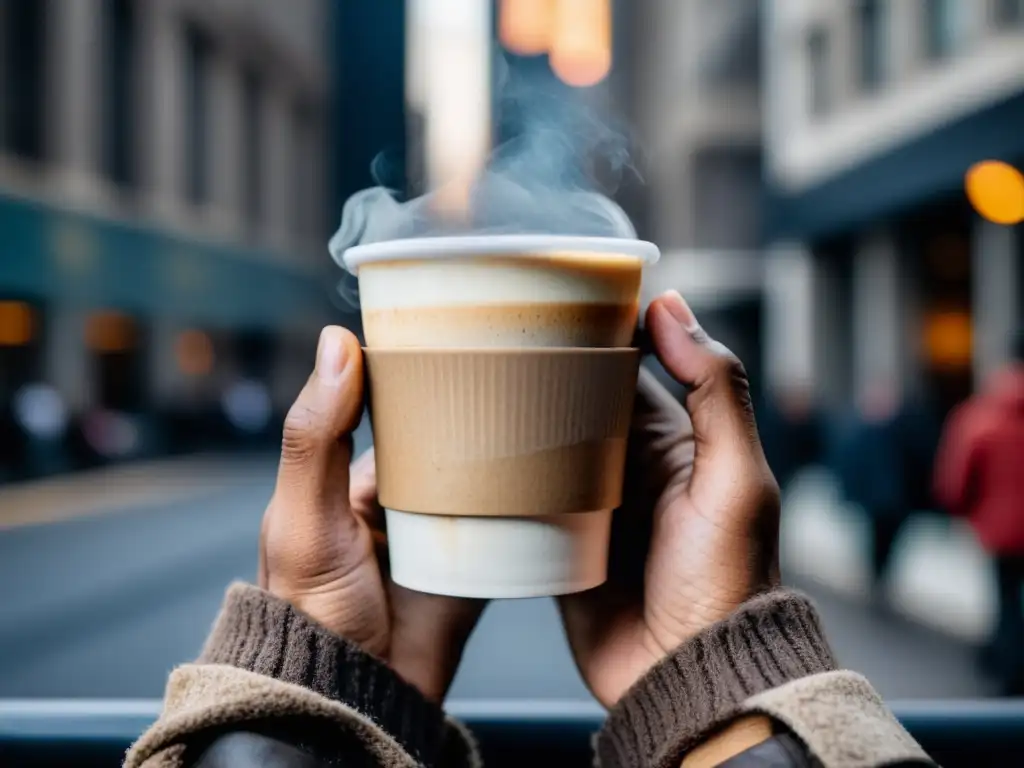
[934,329,1024,695]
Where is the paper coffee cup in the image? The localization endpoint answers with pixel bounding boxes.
[344,235,659,598]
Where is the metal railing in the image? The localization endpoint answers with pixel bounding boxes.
[3,697,1024,739]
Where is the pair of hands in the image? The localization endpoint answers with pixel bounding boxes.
[258,291,781,707]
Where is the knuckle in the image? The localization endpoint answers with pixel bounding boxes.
[281,402,322,464]
[713,348,747,382]
[708,350,752,403]
[755,470,782,513]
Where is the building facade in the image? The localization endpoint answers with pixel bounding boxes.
[0,0,335,465]
[762,0,1024,416]
[621,0,765,387]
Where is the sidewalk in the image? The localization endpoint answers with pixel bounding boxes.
[781,466,996,643]
[0,419,374,531]
[0,447,997,644]
[0,454,276,530]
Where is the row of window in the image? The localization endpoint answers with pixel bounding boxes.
[0,0,320,239]
[696,0,761,89]
[806,0,1024,118]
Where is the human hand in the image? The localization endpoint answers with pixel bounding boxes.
[559,292,782,708]
[258,326,485,703]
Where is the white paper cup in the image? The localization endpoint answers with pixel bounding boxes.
[385,509,613,598]
[343,235,659,598]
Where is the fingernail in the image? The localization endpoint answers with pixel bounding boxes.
[315,327,347,384]
[662,290,700,332]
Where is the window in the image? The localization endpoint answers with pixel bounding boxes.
[242,69,263,227]
[924,0,965,60]
[856,0,888,92]
[184,25,211,205]
[1,0,47,161]
[693,149,763,250]
[103,0,136,187]
[291,104,315,239]
[994,0,1024,25]
[697,0,760,89]
[807,27,831,117]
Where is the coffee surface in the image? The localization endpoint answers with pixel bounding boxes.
[357,254,642,312]
[364,301,639,347]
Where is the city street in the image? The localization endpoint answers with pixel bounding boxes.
[0,420,996,702]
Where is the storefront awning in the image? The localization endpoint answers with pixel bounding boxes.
[0,194,338,331]
[765,89,1024,243]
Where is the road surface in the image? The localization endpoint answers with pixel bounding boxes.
[0,422,996,701]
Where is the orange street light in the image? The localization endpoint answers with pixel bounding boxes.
[923,310,973,371]
[965,160,1024,225]
[85,310,137,353]
[550,0,612,87]
[175,330,215,376]
[499,0,554,56]
[0,301,34,346]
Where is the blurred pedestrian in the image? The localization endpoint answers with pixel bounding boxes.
[11,382,71,478]
[758,384,821,493]
[0,396,22,482]
[220,377,274,449]
[934,329,1024,696]
[834,379,911,601]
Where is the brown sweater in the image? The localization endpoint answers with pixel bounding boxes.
[126,585,933,768]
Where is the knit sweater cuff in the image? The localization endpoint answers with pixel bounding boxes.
[596,589,837,768]
[199,582,447,768]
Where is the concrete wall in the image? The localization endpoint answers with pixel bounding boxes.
[1,0,329,265]
[972,219,1021,386]
[765,0,1024,192]
[763,1,1024,403]
[628,0,761,252]
[0,0,331,413]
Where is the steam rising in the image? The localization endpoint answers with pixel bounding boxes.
[328,65,639,290]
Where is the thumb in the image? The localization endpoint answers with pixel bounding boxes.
[276,326,364,529]
[645,291,761,464]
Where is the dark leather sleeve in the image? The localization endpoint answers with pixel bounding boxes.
[189,719,380,768]
[193,732,332,768]
[717,733,934,768]
[717,734,814,767]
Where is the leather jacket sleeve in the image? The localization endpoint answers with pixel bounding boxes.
[193,732,344,768]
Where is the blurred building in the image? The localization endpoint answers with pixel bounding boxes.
[621,0,765,385]
[762,0,1024,416]
[0,0,336,468]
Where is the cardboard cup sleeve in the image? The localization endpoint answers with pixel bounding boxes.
[365,348,641,517]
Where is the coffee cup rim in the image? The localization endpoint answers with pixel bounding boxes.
[340,235,660,273]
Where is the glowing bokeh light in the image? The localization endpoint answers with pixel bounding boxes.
[175,330,215,376]
[85,311,137,353]
[965,160,1024,225]
[923,310,973,370]
[550,0,612,87]
[499,0,554,56]
[0,301,34,346]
